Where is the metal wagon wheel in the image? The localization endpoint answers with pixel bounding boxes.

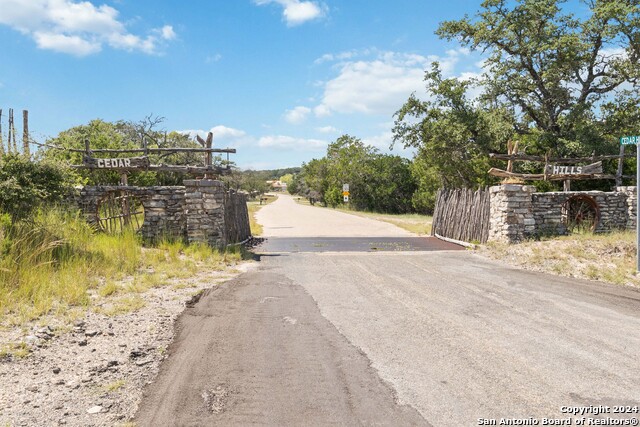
[562,195,599,234]
[97,191,145,234]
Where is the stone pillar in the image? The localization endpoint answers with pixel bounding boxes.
[617,186,637,230]
[184,179,226,247]
[488,184,536,243]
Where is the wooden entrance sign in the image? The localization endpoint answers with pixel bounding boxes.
[543,161,603,176]
[83,156,151,169]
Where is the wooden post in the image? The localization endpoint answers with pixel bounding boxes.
[0,109,4,158]
[204,132,213,179]
[10,109,16,154]
[7,109,13,153]
[564,179,571,192]
[616,144,625,187]
[120,190,130,228]
[22,110,29,157]
[85,139,91,156]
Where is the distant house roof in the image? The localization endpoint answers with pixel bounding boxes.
[268,180,287,188]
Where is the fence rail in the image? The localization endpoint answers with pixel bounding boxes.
[431,188,490,244]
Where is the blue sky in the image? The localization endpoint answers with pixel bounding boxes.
[0,0,488,169]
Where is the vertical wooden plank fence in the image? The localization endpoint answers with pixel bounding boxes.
[224,190,251,244]
[431,188,490,244]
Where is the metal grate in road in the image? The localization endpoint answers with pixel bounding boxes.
[255,237,464,253]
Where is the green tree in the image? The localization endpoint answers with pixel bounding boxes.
[359,155,417,213]
[279,173,294,186]
[394,64,511,209]
[42,118,214,186]
[298,157,330,203]
[287,173,301,195]
[436,0,640,155]
[324,135,378,208]
[242,170,270,196]
[394,0,640,208]
[298,135,418,212]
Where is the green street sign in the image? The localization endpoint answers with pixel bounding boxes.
[620,135,640,145]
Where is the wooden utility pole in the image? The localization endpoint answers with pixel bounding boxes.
[22,110,29,157]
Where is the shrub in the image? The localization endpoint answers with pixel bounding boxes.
[0,154,75,221]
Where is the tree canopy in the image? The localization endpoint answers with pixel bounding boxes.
[42,117,214,186]
[393,0,639,205]
[437,0,639,154]
[294,135,417,213]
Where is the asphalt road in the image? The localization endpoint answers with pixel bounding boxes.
[136,195,640,426]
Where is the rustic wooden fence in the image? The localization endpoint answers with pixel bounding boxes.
[224,190,251,244]
[431,188,490,244]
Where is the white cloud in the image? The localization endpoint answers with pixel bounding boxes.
[314,48,372,65]
[205,53,223,63]
[181,125,249,147]
[312,49,472,117]
[363,129,416,157]
[254,0,327,26]
[160,25,176,41]
[284,106,311,124]
[0,0,175,56]
[363,131,394,150]
[211,125,247,140]
[316,126,339,134]
[258,135,326,150]
[33,31,101,55]
[313,104,331,117]
[181,126,328,155]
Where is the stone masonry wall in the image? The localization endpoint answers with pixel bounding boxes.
[183,179,226,247]
[618,186,637,230]
[79,180,250,246]
[488,185,535,243]
[532,191,628,235]
[488,185,638,243]
[79,186,186,242]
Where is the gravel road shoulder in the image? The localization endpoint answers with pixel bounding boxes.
[0,262,257,427]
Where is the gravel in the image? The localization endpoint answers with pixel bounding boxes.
[0,262,256,427]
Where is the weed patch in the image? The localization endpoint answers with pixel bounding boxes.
[481,231,638,287]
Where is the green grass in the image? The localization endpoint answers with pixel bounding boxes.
[98,281,119,297]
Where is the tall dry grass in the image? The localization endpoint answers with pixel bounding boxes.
[0,208,245,325]
[0,209,142,323]
[483,230,638,287]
